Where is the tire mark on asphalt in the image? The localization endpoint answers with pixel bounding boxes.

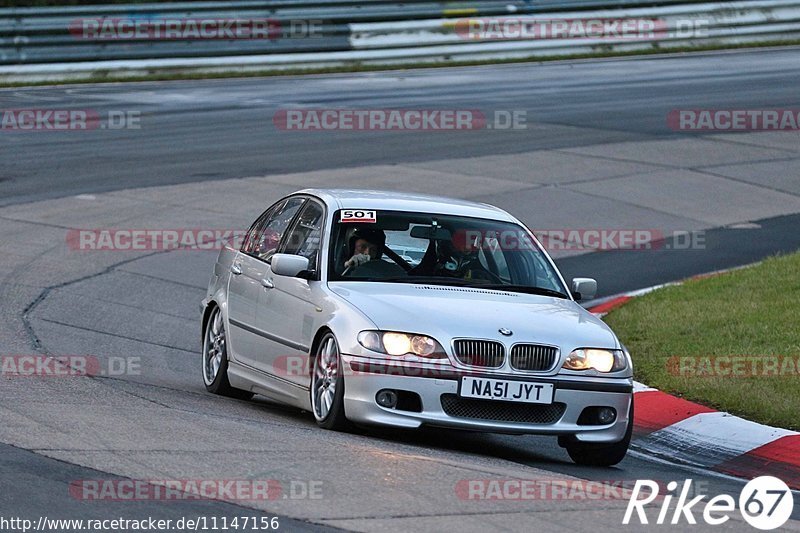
[0,441,344,532]
[35,314,195,354]
[691,167,800,198]
[48,289,196,322]
[117,268,207,290]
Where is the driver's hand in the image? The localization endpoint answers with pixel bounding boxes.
[344,253,371,269]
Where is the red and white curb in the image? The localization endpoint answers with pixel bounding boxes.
[585,273,800,490]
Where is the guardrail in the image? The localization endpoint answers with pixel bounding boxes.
[0,0,798,82]
[0,0,699,64]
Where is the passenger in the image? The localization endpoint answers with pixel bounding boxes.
[435,239,493,281]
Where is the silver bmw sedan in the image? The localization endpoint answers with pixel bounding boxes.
[201,189,634,466]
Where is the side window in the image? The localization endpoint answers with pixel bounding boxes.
[241,203,279,253]
[245,197,305,262]
[282,201,324,271]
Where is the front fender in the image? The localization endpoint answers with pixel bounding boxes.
[315,286,380,357]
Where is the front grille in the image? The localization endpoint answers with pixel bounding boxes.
[440,394,566,424]
[510,344,559,371]
[453,339,505,368]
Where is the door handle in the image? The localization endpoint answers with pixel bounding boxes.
[261,278,274,289]
[230,263,242,275]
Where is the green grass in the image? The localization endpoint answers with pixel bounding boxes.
[604,252,800,430]
[2,41,800,88]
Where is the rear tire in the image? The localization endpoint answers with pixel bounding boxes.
[202,306,254,400]
[562,399,633,467]
[310,333,351,431]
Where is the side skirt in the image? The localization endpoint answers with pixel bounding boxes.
[228,360,312,411]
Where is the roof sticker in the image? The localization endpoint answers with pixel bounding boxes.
[340,209,377,223]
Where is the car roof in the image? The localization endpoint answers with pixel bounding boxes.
[296,189,516,222]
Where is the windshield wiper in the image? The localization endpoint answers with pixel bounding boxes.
[358,276,476,286]
[348,277,569,298]
[474,284,569,299]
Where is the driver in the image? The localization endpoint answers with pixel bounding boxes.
[342,228,405,278]
[344,235,380,270]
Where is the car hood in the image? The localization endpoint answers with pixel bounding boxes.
[328,282,618,352]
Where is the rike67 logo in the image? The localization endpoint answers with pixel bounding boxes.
[624,477,794,530]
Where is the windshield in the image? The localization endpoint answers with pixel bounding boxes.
[328,210,569,298]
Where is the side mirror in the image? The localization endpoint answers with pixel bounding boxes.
[571,277,597,301]
[271,254,310,278]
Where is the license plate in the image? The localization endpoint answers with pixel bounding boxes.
[460,377,554,404]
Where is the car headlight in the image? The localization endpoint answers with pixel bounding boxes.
[562,348,627,373]
[357,331,446,358]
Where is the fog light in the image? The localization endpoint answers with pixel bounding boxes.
[376,389,398,409]
[577,406,617,425]
[597,407,616,424]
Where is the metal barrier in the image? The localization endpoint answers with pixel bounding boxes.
[0,0,723,64]
[0,0,798,82]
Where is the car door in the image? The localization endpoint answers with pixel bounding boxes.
[257,199,326,388]
[226,197,305,370]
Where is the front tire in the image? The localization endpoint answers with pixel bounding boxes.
[310,333,351,431]
[562,400,633,467]
[202,306,253,400]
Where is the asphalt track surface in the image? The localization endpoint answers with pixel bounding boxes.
[1,48,800,531]
[3,47,800,207]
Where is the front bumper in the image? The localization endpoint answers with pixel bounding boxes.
[341,355,633,443]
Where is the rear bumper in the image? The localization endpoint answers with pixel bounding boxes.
[341,356,632,443]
